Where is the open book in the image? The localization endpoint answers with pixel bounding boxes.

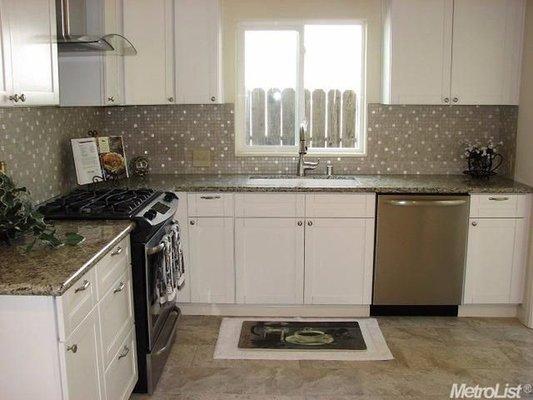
[71,136,129,185]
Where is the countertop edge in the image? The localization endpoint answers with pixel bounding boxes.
[55,222,135,297]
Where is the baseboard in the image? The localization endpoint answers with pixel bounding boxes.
[458,304,518,317]
[178,303,370,317]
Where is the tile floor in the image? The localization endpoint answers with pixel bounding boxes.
[131,316,533,400]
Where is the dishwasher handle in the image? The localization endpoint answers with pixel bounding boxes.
[384,199,468,207]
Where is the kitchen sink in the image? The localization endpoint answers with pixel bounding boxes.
[248,175,356,180]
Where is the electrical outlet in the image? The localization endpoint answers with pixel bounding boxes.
[192,149,212,167]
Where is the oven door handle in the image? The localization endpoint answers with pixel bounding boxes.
[154,310,179,356]
[146,243,165,255]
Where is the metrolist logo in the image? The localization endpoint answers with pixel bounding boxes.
[450,383,533,399]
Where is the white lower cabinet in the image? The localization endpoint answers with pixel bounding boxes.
[61,308,105,400]
[304,218,375,305]
[188,217,235,303]
[235,218,305,304]
[464,218,527,304]
[464,194,531,305]
[0,236,137,400]
[104,328,138,400]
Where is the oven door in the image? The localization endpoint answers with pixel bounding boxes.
[144,221,184,348]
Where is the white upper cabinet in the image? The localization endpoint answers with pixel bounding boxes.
[123,0,175,105]
[0,0,12,107]
[382,0,525,105]
[382,0,453,105]
[174,0,223,104]
[451,0,525,105]
[1,0,58,106]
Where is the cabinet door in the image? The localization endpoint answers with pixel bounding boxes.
[60,309,105,400]
[5,0,58,106]
[188,217,235,303]
[383,0,453,104]
[305,218,374,305]
[464,218,522,304]
[451,0,525,105]
[175,0,222,104]
[123,0,175,105]
[0,1,13,107]
[103,0,125,106]
[235,218,304,304]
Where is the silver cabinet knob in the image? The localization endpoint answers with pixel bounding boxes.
[297,221,303,226]
[74,280,90,293]
[107,96,115,103]
[111,246,123,256]
[8,94,19,102]
[168,97,174,102]
[307,221,313,226]
[113,281,125,294]
[66,344,78,353]
[443,97,450,103]
[118,345,130,360]
[452,97,459,103]
[471,221,478,227]
[190,220,195,225]
[210,96,216,102]
[19,93,26,102]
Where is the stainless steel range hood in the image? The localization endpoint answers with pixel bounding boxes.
[56,0,136,55]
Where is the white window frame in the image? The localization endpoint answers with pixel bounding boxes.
[235,20,368,157]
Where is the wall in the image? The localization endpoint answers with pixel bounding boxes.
[0,107,102,203]
[221,0,383,103]
[102,103,518,176]
[516,0,533,328]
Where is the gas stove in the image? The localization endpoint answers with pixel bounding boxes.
[38,188,159,219]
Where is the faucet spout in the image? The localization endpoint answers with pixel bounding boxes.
[297,121,319,176]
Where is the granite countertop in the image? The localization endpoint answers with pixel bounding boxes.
[101,174,533,194]
[0,220,134,296]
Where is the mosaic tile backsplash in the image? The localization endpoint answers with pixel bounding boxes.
[102,103,518,177]
[0,107,102,203]
[1,103,518,204]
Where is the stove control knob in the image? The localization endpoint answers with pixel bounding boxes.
[163,192,175,203]
[144,210,157,220]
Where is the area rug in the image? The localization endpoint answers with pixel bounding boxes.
[214,318,394,361]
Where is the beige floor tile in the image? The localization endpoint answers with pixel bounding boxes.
[131,316,533,400]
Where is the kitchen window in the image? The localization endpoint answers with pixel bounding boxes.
[235,22,367,156]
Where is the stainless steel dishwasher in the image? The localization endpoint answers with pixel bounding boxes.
[373,194,470,314]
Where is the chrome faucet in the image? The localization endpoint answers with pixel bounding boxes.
[297,122,319,176]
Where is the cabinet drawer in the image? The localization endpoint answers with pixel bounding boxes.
[96,236,131,300]
[104,328,137,400]
[57,268,97,341]
[470,194,528,218]
[305,194,376,218]
[99,269,134,368]
[188,193,234,216]
[235,193,305,217]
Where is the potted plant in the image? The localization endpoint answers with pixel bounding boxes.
[0,173,83,251]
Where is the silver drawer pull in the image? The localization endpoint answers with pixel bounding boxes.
[74,280,90,293]
[113,282,125,294]
[488,197,509,201]
[111,246,123,256]
[66,344,78,353]
[200,195,221,200]
[118,345,130,360]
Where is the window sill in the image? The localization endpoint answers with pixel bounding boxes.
[235,147,367,158]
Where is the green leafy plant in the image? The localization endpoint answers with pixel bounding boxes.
[0,174,84,251]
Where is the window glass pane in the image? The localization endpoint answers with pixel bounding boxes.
[245,30,298,146]
[304,25,363,149]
